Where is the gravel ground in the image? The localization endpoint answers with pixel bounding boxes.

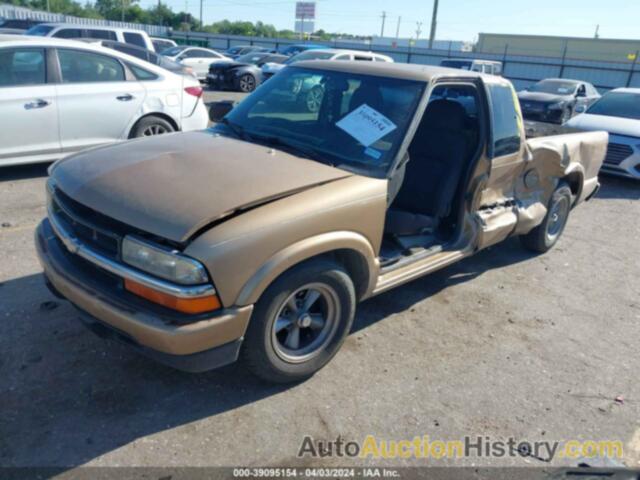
[1,92,639,470]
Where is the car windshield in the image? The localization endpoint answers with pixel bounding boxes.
[586,92,640,120]
[162,46,186,57]
[221,66,425,177]
[236,52,266,64]
[25,25,54,36]
[284,51,334,65]
[529,80,578,95]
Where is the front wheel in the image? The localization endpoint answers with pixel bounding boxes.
[520,184,572,253]
[237,73,257,92]
[241,259,356,383]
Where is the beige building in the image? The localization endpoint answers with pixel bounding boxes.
[477,33,640,63]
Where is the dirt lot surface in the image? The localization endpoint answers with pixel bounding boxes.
[1,90,639,470]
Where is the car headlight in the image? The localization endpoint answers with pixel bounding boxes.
[548,102,565,110]
[122,236,208,285]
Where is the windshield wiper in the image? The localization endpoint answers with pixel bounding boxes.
[251,134,335,167]
[221,118,252,141]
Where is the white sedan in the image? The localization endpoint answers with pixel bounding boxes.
[261,48,394,81]
[161,46,231,81]
[0,35,209,168]
[565,88,640,179]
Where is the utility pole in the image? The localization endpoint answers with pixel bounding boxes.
[416,21,423,41]
[428,0,439,49]
[299,13,306,40]
[199,0,203,30]
[594,24,600,39]
[395,16,401,39]
[46,0,50,11]
[380,11,386,38]
[121,0,125,22]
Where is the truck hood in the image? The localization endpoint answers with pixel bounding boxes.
[565,113,640,138]
[52,131,352,243]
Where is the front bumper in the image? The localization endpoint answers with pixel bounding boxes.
[35,219,253,372]
[599,134,640,180]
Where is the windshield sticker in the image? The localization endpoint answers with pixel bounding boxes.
[364,147,382,160]
[336,104,397,147]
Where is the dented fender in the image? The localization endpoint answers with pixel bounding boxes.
[514,131,608,235]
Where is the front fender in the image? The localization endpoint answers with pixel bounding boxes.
[235,231,378,306]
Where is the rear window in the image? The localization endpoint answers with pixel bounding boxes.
[488,83,521,157]
[123,32,147,49]
[53,28,82,38]
[58,49,125,83]
[53,28,83,39]
[0,48,46,87]
[86,29,117,40]
[128,63,158,80]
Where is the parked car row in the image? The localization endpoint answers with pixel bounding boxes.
[0,34,208,167]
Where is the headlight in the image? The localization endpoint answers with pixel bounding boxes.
[548,102,565,110]
[122,236,208,285]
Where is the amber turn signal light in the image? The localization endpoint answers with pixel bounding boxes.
[124,279,221,314]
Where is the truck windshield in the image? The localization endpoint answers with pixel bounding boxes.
[586,91,640,120]
[222,66,425,177]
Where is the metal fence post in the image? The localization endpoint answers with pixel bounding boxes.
[626,50,639,87]
[559,40,568,77]
[407,44,412,64]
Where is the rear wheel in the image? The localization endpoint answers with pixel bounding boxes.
[131,116,175,138]
[242,259,356,383]
[520,184,572,253]
[237,73,257,92]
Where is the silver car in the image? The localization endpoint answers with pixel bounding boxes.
[0,35,209,167]
[565,88,640,179]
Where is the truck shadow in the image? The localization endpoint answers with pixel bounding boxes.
[0,162,50,182]
[595,175,640,200]
[0,237,537,468]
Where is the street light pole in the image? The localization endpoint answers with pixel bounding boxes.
[380,11,386,38]
[428,0,439,49]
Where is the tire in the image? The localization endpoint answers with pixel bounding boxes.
[130,116,175,138]
[520,184,572,253]
[237,73,257,93]
[241,259,356,383]
[305,85,324,113]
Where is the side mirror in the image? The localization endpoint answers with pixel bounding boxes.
[209,100,236,123]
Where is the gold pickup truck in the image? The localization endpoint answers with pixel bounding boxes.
[36,61,607,383]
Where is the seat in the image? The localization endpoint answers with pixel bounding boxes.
[386,99,469,236]
[348,83,384,112]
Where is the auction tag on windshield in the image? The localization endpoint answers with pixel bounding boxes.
[336,104,397,147]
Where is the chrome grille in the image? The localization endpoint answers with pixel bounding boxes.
[604,143,633,166]
[51,189,121,259]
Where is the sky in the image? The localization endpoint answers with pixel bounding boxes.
[136,0,640,42]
